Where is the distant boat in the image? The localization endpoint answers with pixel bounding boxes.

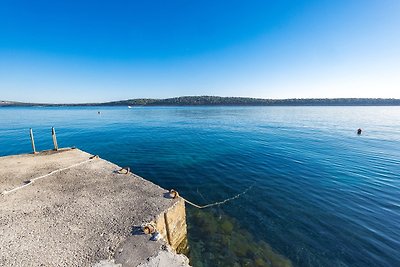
[128,106,132,109]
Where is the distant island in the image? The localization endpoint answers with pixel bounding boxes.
[1,96,400,107]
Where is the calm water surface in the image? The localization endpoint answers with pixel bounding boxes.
[1,106,399,267]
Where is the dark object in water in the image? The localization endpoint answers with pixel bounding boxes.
[357,128,362,135]
[98,111,101,114]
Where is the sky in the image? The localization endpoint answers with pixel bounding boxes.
[0,0,399,103]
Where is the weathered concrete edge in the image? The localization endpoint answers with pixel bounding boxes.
[0,147,75,159]
[0,148,191,267]
[87,153,190,266]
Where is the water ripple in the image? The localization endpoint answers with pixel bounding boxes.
[1,106,400,266]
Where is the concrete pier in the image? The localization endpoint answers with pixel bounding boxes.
[0,148,190,267]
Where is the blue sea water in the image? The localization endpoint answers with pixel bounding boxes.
[0,106,399,267]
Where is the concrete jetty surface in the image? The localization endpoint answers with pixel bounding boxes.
[0,148,189,267]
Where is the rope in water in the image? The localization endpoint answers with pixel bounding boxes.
[179,184,254,209]
[2,157,95,195]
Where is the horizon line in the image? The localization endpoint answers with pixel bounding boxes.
[2,96,400,106]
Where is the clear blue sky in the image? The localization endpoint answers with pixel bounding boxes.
[0,0,399,103]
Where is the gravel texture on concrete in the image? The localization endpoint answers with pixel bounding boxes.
[137,249,190,267]
[0,148,189,267]
[0,148,90,193]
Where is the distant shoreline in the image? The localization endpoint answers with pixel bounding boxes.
[2,96,400,107]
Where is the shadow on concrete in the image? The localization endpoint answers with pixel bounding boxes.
[163,192,174,199]
[131,226,145,236]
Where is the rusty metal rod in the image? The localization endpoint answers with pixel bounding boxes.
[52,127,58,151]
[29,128,37,154]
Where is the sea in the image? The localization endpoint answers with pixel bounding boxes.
[0,106,399,267]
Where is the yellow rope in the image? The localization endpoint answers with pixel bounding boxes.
[180,184,254,209]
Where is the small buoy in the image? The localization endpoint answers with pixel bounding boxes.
[357,128,362,135]
[169,189,179,199]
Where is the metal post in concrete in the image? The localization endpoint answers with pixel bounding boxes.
[29,128,37,154]
[52,127,58,151]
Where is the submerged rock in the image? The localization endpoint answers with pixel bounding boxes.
[186,208,293,267]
